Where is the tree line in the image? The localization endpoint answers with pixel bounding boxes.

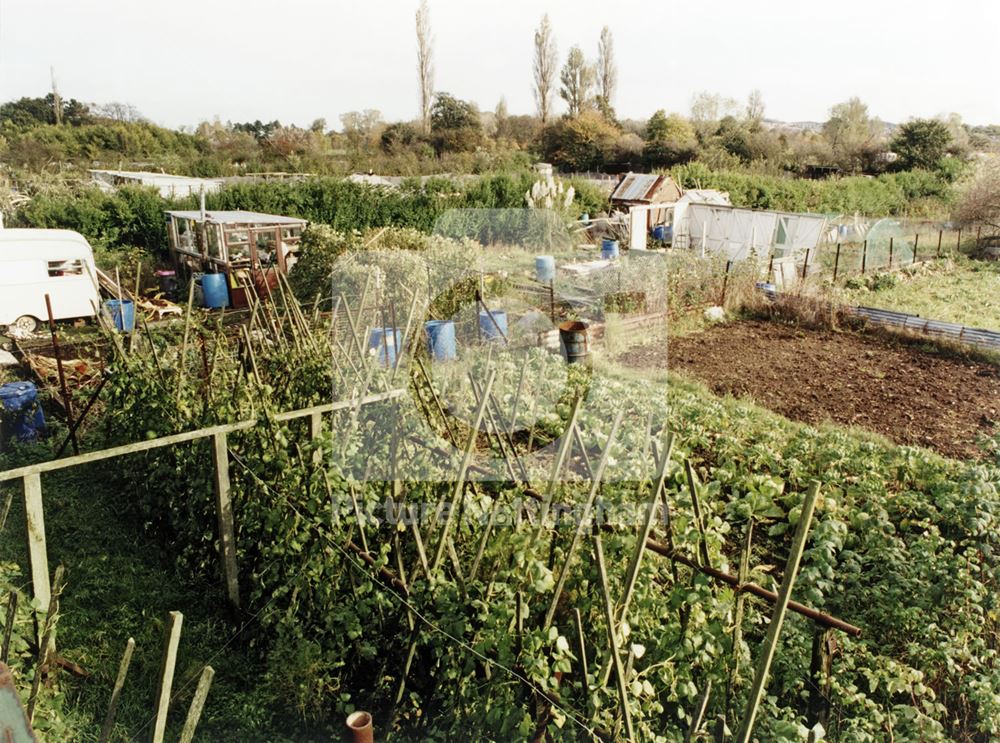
[0,4,996,181]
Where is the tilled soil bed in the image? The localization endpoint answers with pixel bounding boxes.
[619,320,1000,460]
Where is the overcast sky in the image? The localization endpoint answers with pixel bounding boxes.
[1,0,998,130]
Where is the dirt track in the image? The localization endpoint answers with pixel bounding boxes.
[618,320,1000,460]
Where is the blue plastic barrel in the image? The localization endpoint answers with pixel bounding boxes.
[425,320,457,361]
[601,239,620,260]
[535,255,555,282]
[652,225,667,241]
[479,309,508,343]
[368,327,402,367]
[202,273,230,309]
[0,381,45,442]
[104,299,135,332]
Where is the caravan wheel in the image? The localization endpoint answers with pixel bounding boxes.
[10,315,40,334]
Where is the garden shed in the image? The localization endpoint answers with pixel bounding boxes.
[609,173,682,211]
[166,210,307,303]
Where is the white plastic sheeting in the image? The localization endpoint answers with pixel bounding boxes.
[686,204,826,263]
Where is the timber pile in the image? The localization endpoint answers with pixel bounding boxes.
[95,268,182,320]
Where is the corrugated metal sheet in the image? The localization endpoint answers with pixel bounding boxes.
[850,305,1000,352]
[610,173,665,203]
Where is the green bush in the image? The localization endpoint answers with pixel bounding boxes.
[670,162,956,217]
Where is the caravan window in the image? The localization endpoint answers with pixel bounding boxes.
[47,259,84,277]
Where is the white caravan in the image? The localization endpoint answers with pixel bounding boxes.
[0,229,101,333]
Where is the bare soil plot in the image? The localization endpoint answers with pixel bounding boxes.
[618,320,1000,460]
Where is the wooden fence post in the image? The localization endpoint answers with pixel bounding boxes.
[807,626,835,731]
[151,611,183,743]
[98,637,135,743]
[832,243,841,282]
[22,473,50,613]
[720,261,732,305]
[309,411,323,465]
[178,666,215,743]
[211,432,240,610]
[735,481,821,743]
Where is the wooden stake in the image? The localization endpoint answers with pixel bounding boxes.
[720,261,732,305]
[888,236,894,268]
[151,611,184,743]
[211,432,240,609]
[832,243,841,282]
[533,398,583,541]
[429,370,496,574]
[594,532,636,742]
[44,294,78,454]
[735,481,821,743]
[1,589,16,665]
[97,637,135,743]
[618,432,674,622]
[912,234,919,264]
[861,240,867,274]
[685,681,713,743]
[726,520,754,724]
[573,608,590,709]
[807,626,834,731]
[544,411,624,630]
[178,665,215,743]
[685,460,711,567]
[936,229,943,258]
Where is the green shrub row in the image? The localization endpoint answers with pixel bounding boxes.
[670,162,954,216]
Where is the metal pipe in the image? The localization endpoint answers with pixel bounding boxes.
[44,293,78,454]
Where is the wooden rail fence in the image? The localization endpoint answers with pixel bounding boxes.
[0,389,406,615]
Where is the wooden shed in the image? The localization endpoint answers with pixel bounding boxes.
[608,173,682,210]
[166,209,307,305]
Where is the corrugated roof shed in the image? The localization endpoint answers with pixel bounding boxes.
[609,173,682,205]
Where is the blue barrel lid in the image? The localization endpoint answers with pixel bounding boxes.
[0,381,38,410]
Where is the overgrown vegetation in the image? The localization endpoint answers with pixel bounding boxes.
[16,263,987,741]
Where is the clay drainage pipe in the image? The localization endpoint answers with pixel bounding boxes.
[346,710,374,743]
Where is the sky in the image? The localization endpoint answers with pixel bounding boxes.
[1,0,998,130]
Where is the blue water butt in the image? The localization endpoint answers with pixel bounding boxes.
[425,320,457,361]
[104,299,135,332]
[601,238,620,260]
[368,327,402,367]
[651,225,667,241]
[202,273,230,309]
[0,381,45,442]
[479,310,508,343]
[535,255,555,282]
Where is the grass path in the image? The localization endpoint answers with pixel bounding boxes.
[0,462,318,742]
[835,256,1000,330]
